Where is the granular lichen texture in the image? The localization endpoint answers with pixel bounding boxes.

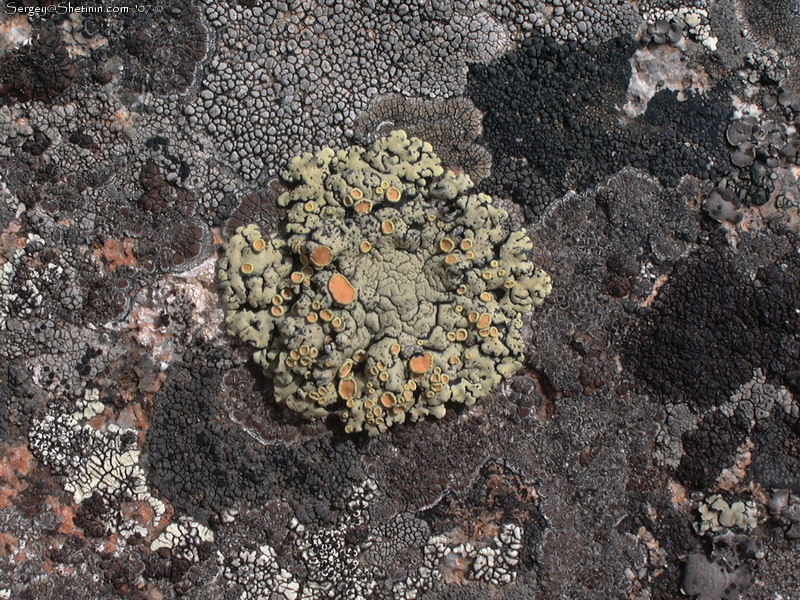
[218,131,551,436]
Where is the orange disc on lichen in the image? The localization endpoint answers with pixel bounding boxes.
[328,273,356,305]
[354,200,372,213]
[381,220,394,234]
[309,245,333,267]
[338,379,356,400]
[409,352,432,374]
[476,313,491,329]
[338,360,353,378]
[385,187,401,202]
[251,238,266,252]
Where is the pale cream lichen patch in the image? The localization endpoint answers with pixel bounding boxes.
[218,130,551,436]
[150,516,214,562]
[696,494,760,536]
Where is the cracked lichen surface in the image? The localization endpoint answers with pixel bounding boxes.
[218,131,551,436]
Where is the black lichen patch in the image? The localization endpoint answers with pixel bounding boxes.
[220,180,287,238]
[0,360,43,443]
[120,0,207,95]
[626,248,799,413]
[524,170,701,394]
[677,412,749,489]
[652,517,701,596]
[143,345,272,522]
[641,87,734,185]
[126,159,210,272]
[467,34,734,213]
[81,0,207,96]
[751,415,800,493]
[143,344,362,524]
[0,26,76,104]
[143,346,273,523]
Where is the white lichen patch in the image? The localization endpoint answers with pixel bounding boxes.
[719,368,797,425]
[471,523,524,585]
[225,544,299,600]
[151,516,214,562]
[622,44,711,120]
[392,522,525,598]
[28,404,163,515]
[0,174,22,220]
[392,534,450,599]
[225,480,526,599]
[642,6,717,51]
[0,233,45,331]
[654,402,698,469]
[219,131,551,436]
[224,479,378,600]
[28,392,219,562]
[24,391,220,552]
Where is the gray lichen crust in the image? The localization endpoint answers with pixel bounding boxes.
[218,130,551,436]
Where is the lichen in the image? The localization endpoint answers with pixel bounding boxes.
[696,494,760,536]
[218,130,551,436]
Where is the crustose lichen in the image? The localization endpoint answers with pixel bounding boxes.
[218,130,551,436]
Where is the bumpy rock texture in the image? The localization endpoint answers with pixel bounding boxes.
[219,131,551,435]
[1,1,800,599]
